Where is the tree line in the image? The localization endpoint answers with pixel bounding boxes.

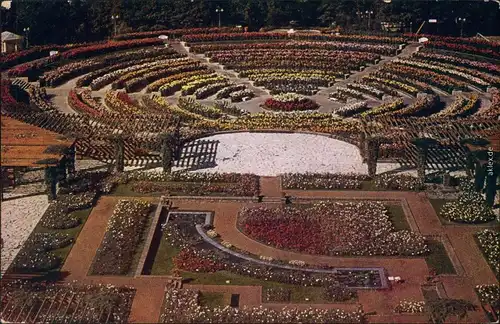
[1,0,499,45]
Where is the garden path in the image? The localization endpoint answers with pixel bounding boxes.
[44,77,78,114]
[259,176,282,197]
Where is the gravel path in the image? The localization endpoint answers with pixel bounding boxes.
[186,132,401,176]
[1,195,49,273]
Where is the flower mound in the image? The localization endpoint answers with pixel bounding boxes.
[238,201,428,256]
[476,229,499,276]
[262,93,319,111]
[440,182,495,223]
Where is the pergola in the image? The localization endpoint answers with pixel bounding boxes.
[1,116,75,199]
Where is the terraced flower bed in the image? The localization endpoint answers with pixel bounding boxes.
[282,173,423,191]
[238,201,428,256]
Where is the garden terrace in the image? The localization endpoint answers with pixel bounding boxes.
[186,39,397,94]
[0,282,135,323]
[0,41,109,70]
[413,48,500,76]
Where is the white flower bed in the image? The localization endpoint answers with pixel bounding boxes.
[1,195,49,273]
[333,101,369,117]
[185,132,401,176]
[272,92,307,102]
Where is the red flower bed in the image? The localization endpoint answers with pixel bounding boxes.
[114,27,242,40]
[173,247,225,272]
[61,38,162,60]
[262,95,319,112]
[0,41,105,71]
[0,80,30,113]
[426,41,500,60]
[7,55,60,77]
[238,202,428,256]
[67,89,102,117]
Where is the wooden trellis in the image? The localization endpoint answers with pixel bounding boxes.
[0,284,134,324]
[175,139,219,169]
[366,116,500,170]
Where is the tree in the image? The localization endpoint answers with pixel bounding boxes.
[112,135,125,173]
[472,150,490,192]
[160,133,174,173]
[365,136,381,178]
[411,137,439,184]
[485,161,499,207]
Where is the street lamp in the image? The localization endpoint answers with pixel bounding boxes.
[23,27,30,48]
[111,14,119,37]
[366,11,374,30]
[457,17,466,37]
[215,7,224,28]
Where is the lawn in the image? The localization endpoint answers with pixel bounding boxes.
[182,270,337,304]
[199,292,227,308]
[429,199,457,225]
[49,208,93,266]
[386,204,410,231]
[424,241,456,275]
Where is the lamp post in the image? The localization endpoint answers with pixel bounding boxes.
[366,10,374,30]
[23,27,30,48]
[457,17,466,37]
[111,14,119,37]
[216,7,224,28]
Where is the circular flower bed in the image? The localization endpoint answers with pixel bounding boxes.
[262,93,319,111]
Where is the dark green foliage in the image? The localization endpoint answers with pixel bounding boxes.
[3,0,500,46]
[474,162,486,192]
[426,298,476,324]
